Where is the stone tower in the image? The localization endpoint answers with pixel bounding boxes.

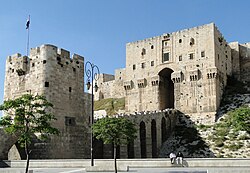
[95,23,249,124]
[4,44,91,159]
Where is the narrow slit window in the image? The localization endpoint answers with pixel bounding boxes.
[45,82,49,87]
[141,48,146,55]
[141,63,145,69]
[179,55,182,61]
[201,51,205,57]
[133,64,136,70]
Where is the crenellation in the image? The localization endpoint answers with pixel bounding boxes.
[57,48,70,60]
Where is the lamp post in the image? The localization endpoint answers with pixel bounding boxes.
[85,61,100,166]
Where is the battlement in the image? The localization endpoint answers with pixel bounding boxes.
[6,44,84,76]
[126,23,215,46]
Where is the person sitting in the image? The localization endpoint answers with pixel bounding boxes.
[169,152,176,164]
[176,151,184,165]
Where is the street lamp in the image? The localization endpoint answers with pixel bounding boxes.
[85,61,100,166]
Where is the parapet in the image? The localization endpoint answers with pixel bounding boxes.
[7,53,22,62]
[72,53,84,63]
[126,22,215,46]
[6,44,85,75]
[29,44,84,63]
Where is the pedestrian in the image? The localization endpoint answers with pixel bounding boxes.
[169,152,176,164]
[176,151,184,165]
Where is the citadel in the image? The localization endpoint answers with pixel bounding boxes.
[0,23,249,159]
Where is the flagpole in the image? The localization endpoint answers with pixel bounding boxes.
[26,15,30,56]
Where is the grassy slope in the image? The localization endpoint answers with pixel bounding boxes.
[94,97,125,115]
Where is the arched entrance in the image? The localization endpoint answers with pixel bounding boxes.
[127,140,134,158]
[140,121,146,158]
[158,68,174,110]
[151,119,157,158]
[161,117,167,144]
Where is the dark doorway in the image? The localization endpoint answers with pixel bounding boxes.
[151,119,157,158]
[158,68,174,110]
[140,121,147,158]
[93,138,104,159]
[127,140,134,158]
[161,117,167,144]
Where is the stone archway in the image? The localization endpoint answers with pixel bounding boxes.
[127,140,134,158]
[0,128,19,160]
[158,68,174,110]
[161,117,167,144]
[151,119,157,158]
[139,121,146,158]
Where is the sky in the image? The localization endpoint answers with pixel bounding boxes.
[0,0,250,116]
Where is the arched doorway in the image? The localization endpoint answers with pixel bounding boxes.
[127,140,134,158]
[140,121,146,158]
[161,117,167,144]
[151,119,157,158]
[158,68,174,110]
[93,138,104,159]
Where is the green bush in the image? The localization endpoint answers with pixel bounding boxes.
[228,106,250,133]
[214,140,224,147]
[226,143,243,151]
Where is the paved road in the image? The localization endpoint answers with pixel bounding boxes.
[0,167,250,173]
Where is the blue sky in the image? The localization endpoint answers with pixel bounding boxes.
[1,0,250,116]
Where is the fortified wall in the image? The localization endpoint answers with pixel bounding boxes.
[3,44,92,159]
[95,23,250,124]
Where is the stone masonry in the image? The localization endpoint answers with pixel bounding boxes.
[2,44,92,159]
[95,23,250,124]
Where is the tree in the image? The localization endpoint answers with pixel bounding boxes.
[92,116,137,173]
[0,94,59,173]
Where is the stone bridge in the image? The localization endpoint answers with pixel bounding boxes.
[94,109,178,159]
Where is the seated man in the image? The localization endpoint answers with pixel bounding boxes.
[169,152,176,164]
[176,152,184,165]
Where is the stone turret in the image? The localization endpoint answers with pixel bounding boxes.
[3,44,91,159]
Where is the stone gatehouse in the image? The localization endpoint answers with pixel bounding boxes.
[94,23,250,124]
